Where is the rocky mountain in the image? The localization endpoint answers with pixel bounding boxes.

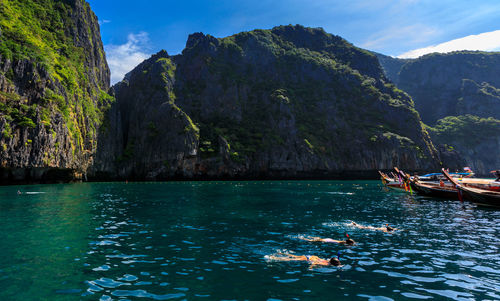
[0,0,111,183]
[92,25,440,180]
[376,51,500,174]
[397,51,500,125]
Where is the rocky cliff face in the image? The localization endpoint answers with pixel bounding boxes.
[373,52,411,86]
[93,51,199,180]
[376,51,500,174]
[394,51,500,124]
[0,0,111,183]
[427,115,500,175]
[92,25,440,180]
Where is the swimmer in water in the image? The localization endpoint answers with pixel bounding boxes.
[265,252,342,268]
[351,221,397,232]
[299,234,355,245]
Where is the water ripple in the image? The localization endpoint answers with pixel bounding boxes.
[2,181,498,300]
[111,290,185,300]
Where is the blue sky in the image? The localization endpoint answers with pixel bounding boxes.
[87,0,500,84]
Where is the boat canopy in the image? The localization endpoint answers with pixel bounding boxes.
[420,172,472,177]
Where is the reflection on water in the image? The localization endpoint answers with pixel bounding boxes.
[0,184,96,299]
[0,181,499,300]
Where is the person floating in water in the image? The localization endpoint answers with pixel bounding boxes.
[299,234,355,245]
[265,252,342,268]
[350,221,396,232]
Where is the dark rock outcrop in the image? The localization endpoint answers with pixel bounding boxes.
[0,0,111,183]
[92,25,440,180]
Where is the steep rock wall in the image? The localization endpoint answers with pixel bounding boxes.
[377,51,500,174]
[0,0,111,183]
[397,51,500,124]
[93,26,440,180]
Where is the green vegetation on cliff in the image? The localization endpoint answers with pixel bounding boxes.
[427,115,500,148]
[177,26,430,159]
[0,0,111,171]
[97,25,439,179]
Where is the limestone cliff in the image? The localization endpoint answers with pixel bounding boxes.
[0,0,111,182]
[376,51,500,174]
[427,115,500,175]
[397,51,500,124]
[92,26,440,180]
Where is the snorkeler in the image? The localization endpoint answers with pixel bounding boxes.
[299,234,355,245]
[265,252,342,268]
[351,221,397,232]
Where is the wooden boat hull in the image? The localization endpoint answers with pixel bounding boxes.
[410,182,458,199]
[442,169,500,208]
[387,184,406,191]
[459,187,500,208]
[466,182,500,192]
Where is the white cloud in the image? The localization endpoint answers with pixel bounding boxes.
[105,32,151,84]
[99,19,111,25]
[362,24,438,50]
[398,30,500,58]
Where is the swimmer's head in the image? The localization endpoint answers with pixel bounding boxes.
[329,257,341,266]
[345,233,354,245]
[386,224,394,231]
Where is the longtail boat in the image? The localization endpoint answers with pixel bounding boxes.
[442,169,500,208]
[378,168,413,192]
[409,179,458,199]
[378,171,392,184]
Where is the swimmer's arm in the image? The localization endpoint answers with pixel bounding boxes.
[351,222,370,230]
[308,264,320,270]
[269,254,307,261]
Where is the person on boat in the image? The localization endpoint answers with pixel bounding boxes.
[493,170,500,181]
[299,234,355,245]
[265,252,342,267]
[351,221,396,232]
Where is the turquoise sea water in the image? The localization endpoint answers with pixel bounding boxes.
[0,181,499,300]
